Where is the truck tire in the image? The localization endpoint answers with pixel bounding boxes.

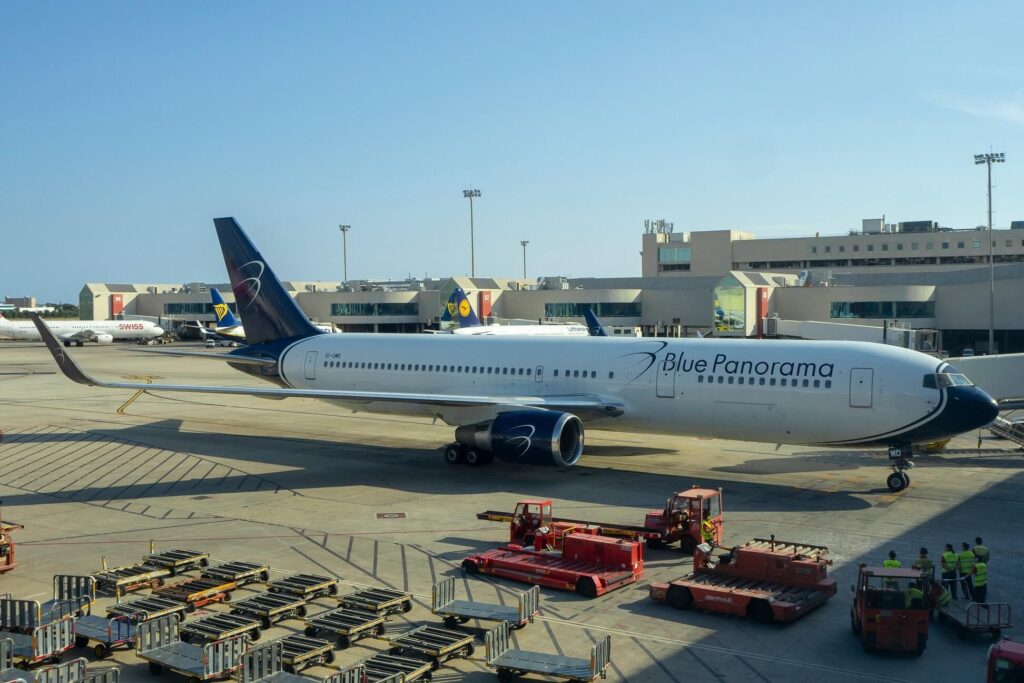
[576,577,598,598]
[850,612,860,635]
[645,538,664,550]
[749,600,774,624]
[667,585,693,610]
[916,634,927,655]
[498,671,517,683]
[462,559,480,575]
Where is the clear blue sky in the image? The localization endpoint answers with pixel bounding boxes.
[2,2,1022,303]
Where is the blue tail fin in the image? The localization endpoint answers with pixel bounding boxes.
[210,288,242,328]
[445,288,482,328]
[583,307,608,337]
[214,217,321,345]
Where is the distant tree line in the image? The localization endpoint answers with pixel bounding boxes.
[3,303,79,318]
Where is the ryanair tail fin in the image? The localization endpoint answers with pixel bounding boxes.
[443,288,482,328]
[583,307,608,337]
[210,288,242,328]
[214,217,321,346]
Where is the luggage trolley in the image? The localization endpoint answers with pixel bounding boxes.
[276,634,334,673]
[231,593,308,630]
[83,666,120,683]
[303,607,385,649]
[337,589,412,618]
[91,562,169,599]
[106,596,188,623]
[0,648,88,683]
[153,578,236,612]
[485,623,611,683]
[39,576,96,623]
[267,574,337,600]
[431,578,540,630]
[201,562,270,588]
[357,652,434,683]
[241,642,349,683]
[143,550,209,577]
[0,618,76,668]
[180,614,261,645]
[387,626,475,671]
[0,598,82,632]
[135,615,248,682]
[73,615,136,659]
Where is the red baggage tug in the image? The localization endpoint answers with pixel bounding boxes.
[650,536,836,623]
[462,531,644,598]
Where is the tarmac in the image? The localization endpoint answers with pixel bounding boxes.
[1,340,1022,683]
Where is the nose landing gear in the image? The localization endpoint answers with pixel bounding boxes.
[886,444,915,492]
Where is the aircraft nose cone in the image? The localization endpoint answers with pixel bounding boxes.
[948,386,999,431]
[153,327,165,336]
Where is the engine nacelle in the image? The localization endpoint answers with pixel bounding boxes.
[455,411,585,467]
[93,334,113,344]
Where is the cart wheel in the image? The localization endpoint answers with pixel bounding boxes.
[304,626,317,637]
[50,653,63,664]
[680,536,697,555]
[497,670,516,683]
[329,584,339,595]
[338,635,351,649]
[403,600,413,613]
[188,677,202,683]
[459,616,470,624]
[149,662,163,676]
[186,602,197,613]
[76,635,90,648]
[261,617,272,630]
[222,592,231,602]
[376,624,387,636]
[464,643,475,658]
[462,560,480,575]
[422,673,432,682]
[667,586,693,611]
[250,629,261,642]
[180,633,192,644]
[443,616,459,629]
[200,558,209,567]
[430,657,441,671]
[282,664,295,674]
[645,538,664,551]
[260,571,271,582]
[325,651,336,664]
[749,600,774,624]
[992,629,1002,642]
[575,577,598,599]
[94,644,108,660]
[297,605,307,617]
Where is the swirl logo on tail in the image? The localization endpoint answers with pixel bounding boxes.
[234,260,265,309]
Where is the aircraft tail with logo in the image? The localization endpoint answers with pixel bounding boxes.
[214,217,322,346]
[210,288,242,328]
[443,287,482,328]
[583,307,608,337]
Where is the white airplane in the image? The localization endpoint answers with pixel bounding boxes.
[1,312,163,346]
[32,218,999,492]
[443,287,589,336]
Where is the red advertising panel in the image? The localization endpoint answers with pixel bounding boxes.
[111,294,124,316]
[480,291,492,318]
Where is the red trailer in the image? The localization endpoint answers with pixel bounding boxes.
[649,537,836,623]
[988,639,1024,682]
[462,533,644,598]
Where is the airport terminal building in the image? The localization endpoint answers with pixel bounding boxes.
[79,220,1024,354]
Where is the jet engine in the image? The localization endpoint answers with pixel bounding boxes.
[454,410,585,467]
[93,334,113,344]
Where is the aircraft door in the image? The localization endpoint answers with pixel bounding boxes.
[304,351,318,380]
[535,366,543,383]
[849,368,873,408]
[656,355,676,398]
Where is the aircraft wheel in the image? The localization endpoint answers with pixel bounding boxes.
[886,472,907,492]
[901,472,910,488]
[465,449,485,466]
[444,444,465,465]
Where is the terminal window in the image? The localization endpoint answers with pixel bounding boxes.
[830,301,935,318]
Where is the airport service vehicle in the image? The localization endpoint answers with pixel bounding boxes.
[937,598,1012,641]
[0,517,22,575]
[0,313,163,346]
[988,639,1024,682]
[850,565,930,655]
[33,218,1001,493]
[431,578,540,630]
[650,537,836,623]
[478,489,722,553]
[462,532,644,598]
[485,622,611,683]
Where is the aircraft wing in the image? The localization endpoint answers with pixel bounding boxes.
[129,349,276,366]
[59,328,97,342]
[31,314,624,419]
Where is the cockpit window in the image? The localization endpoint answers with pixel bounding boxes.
[924,373,973,389]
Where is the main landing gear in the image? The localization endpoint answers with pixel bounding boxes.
[886,444,915,492]
[443,443,495,467]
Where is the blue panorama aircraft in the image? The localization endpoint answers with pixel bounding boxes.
[32,217,999,492]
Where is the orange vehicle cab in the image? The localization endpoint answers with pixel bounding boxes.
[851,564,932,655]
[644,487,723,552]
[988,638,1024,682]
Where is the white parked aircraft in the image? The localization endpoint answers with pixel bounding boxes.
[1,313,163,346]
[443,287,590,336]
[32,218,999,492]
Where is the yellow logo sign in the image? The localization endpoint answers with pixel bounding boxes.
[214,303,229,321]
[447,302,456,316]
[458,299,471,318]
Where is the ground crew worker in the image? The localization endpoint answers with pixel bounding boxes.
[973,537,990,564]
[933,582,952,607]
[971,559,988,603]
[958,542,976,600]
[941,543,959,599]
[882,550,901,568]
[701,512,715,544]
[912,547,934,578]
[905,581,925,608]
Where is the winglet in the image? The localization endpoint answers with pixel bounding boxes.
[29,313,101,386]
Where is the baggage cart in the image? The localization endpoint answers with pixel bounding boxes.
[359,653,433,683]
[303,607,385,649]
[0,618,76,668]
[135,615,248,682]
[387,626,474,670]
[180,614,261,645]
[231,593,308,630]
[153,578,236,611]
[267,575,337,600]
[0,649,88,683]
[277,634,334,673]
[91,563,169,599]
[431,578,539,630]
[13,576,97,626]
[240,641,344,683]
[83,666,120,683]
[485,622,610,683]
[201,562,270,588]
[1,599,80,632]
[938,600,1012,641]
[337,589,412,618]
[73,615,136,659]
[143,550,209,577]
[106,596,187,622]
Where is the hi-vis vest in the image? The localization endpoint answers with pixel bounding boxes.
[941,551,957,572]
[973,545,990,563]
[883,559,901,569]
[701,519,714,541]
[958,550,976,573]
[973,562,988,587]
[937,585,952,607]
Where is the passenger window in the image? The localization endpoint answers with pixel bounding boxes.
[572,370,578,378]
[698,375,704,383]
[518,368,524,376]
[591,371,596,378]
[487,367,492,374]
[728,376,734,384]
[802,379,809,387]
[717,376,724,384]
[554,370,559,377]
[526,368,532,376]
[738,377,744,385]
[759,377,765,385]
[770,378,776,386]
[813,379,820,388]
[323,362,327,368]
[780,378,787,386]
[825,380,832,388]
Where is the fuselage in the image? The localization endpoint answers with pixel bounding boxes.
[451,323,590,337]
[242,335,997,448]
[0,318,164,341]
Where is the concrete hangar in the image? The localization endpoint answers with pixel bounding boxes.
[78,218,1024,354]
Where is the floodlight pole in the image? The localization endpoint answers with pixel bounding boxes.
[339,225,351,283]
[520,240,529,278]
[463,189,481,277]
[974,152,1005,354]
